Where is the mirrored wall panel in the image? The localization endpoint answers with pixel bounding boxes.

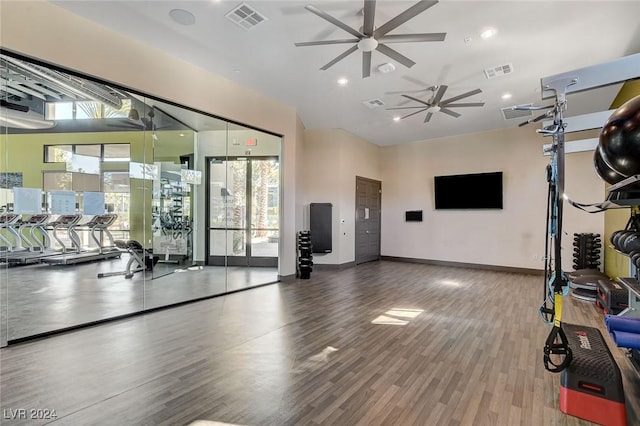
[0,51,282,342]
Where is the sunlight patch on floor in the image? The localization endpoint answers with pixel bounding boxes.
[372,308,424,325]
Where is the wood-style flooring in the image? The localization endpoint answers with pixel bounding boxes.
[1,260,639,425]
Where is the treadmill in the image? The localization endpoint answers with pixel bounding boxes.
[41,214,122,265]
[1,214,52,264]
[7,214,84,265]
[0,213,23,253]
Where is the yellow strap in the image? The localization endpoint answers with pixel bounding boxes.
[554,293,563,327]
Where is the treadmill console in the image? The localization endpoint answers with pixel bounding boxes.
[89,214,118,227]
[0,214,20,225]
[51,215,82,226]
[22,214,50,224]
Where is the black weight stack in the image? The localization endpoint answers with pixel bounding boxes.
[297,231,313,279]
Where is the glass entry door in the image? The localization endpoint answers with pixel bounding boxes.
[207,156,279,267]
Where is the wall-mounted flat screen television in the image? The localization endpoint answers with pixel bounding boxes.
[434,171,503,210]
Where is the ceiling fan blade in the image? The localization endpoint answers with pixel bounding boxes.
[374,0,439,37]
[442,102,485,107]
[439,108,461,118]
[431,84,447,104]
[295,39,359,47]
[402,108,428,119]
[385,88,428,95]
[424,112,433,123]
[363,51,372,78]
[402,75,430,87]
[305,5,364,39]
[441,88,482,104]
[401,94,431,106]
[378,33,447,43]
[363,0,376,36]
[320,45,359,70]
[376,44,415,68]
[386,106,430,110]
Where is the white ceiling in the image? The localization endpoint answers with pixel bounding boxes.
[51,0,640,146]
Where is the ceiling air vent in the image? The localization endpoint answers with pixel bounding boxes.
[363,98,386,109]
[484,63,514,79]
[501,105,532,120]
[225,3,268,30]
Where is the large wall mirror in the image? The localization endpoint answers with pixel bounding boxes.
[0,51,282,343]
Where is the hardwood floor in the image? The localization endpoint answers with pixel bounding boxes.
[1,260,638,425]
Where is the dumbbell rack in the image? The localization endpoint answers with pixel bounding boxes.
[569,233,601,302]
[573,233,601,270]
[297,231,313,279]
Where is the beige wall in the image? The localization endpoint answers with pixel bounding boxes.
[0,0,299,276]
[300,129,381,265]
[380,126,605,270]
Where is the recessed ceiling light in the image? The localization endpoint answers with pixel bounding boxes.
[393,116,401,122]
[501,92,512,100]
[337,77,348,86]
[169,9,196,26]
[179,133,185,137]
[233,69,241,73]
[480,27,497,39]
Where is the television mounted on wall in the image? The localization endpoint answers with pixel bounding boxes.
[434,171,503,210]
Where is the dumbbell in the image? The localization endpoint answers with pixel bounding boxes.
[613,230,636,251]
[621,232,640,253]
[611,230,628,247]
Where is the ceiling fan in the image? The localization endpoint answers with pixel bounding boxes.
[294,0,446,78]
[387,85,485,123]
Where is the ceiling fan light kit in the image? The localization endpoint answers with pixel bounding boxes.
[377,63,396,74]
[295,0,446,78]
[358,37,378,52]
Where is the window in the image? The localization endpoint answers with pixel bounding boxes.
[75,101,102,120]
[45,145,72,163]
[45,102,73,120]
[72,173,101,192]
[103,99,131,118]
[75,145,101,157]
[45,98,132,120]
[44,144,130,162]
[103,144,130,162]
[103,172,130,193]
[43,172,73,191]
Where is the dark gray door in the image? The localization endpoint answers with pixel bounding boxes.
[355,176,381,264]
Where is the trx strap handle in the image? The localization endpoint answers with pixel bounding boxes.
[543,292,573,372]
[543,325,573,373]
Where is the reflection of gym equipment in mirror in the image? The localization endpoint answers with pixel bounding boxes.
[98,240,159,279]
[0,213,23,252]
[41,214,121,265]
[0,50,283,344]
[1,213,52,264]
